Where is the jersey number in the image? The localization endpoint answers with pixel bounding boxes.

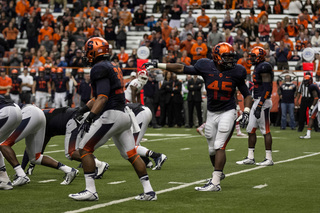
[207,80,233,100]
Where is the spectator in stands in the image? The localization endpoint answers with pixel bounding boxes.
[41,35,54,53]
[180,33,196,56]
[241,37,251,52]
[115,19,128,49]
[233,43,244,60]
[118,46,129,65]
[276,41,290,70]
[152,0,164,13]
[147,15,157,31]
[259,16,270,42]
[214,0,224,9]
[208,16,219,32]
[224,29,233,45]
[295,32,308,51]
[180,50,191,66]
[290,50,301,61]
[179,23,195,41]
[311,29,320,47]
[161,20,172,41]
[196,9,210,28]
[104,19,116,48]
[297,13,309,29]
[283,33,294,50]
[6,1,17,19]
[272,22,286,41]
[252,37,264,48]
[189,0,202,9]
[83,1,94,17]
[50,0,66,12]
[243,0,254,9]
[22,50,32,67]
[246,19,258,41]
[19,12,28,39]
[195,25,207,40]
[187,75,203,128]
[166,30,180,51]
[70,49,84,75]
[110,8,120,26]
[288,0,302,16]
[119,5,132,28]
[303,0,313,14]
[57,54,67,68]
[207,25,225,50]
[78,72,91,107]
[222,14,235,32]
[237,51,252,77]
[169,1,182,29]
[190,37,207,64]
[133,4,146,31]
[41,8,54,27]
[234,28,245,45]
[312,10,320,24]
[0,12,9,33]
[15,0,30,25]
[0,68,12,99]
[309,22,317,36]
[2,21,19,48]
[285,18,299,37]
[240,16,250,33]
[273,0,284,14]
[38,20,54,44]
[234,11,243,27]
[177,0,189,13]
[280,0,290,9]
[150,31,166,62]
[9,48,23,68]
[185,10,196,27]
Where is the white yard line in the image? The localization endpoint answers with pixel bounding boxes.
[38,179,57,183]
[64,152,320,213]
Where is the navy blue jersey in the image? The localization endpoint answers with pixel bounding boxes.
[308,83,320,98]
[90,60,125,113]
[183,58,250,112]
[252,61,274,99]
[43,107,78,137]
[10,78,22,94]
[35,76,51,92]
[53,77,69,93]
[76,78,85,94]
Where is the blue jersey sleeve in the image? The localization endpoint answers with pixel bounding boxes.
[95,78,110,98]
[183,65,199,75]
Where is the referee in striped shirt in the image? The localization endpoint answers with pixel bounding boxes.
[295,73,319,132]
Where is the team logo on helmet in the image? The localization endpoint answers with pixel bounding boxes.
[84,37,109,65]
[248,47,266,65]
[212,42,237,69]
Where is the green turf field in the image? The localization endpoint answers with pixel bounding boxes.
[1,126,320,213]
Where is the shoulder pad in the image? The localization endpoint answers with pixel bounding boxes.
[258,62,273,74]
[90,62,112,81]
[235,64,247,79]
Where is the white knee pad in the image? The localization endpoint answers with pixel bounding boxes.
[208,146,216,156]
[136,145,148,157]
[30,154,43,165]
[218,120,230,133]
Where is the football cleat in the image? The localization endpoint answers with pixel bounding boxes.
[26,163,35,175]
[220,173,226,181]
[61,168,79,185]
[0,180,13,190]
[236,132,246,137]
[236,157,255,165]
[95,162,109,179]
[256,159,274,166]
[69,190,99,201]
[146,161,153,168]
[152,154,167,170]
[12,175,30,186]
[195,179,221,192]
[135,191,157,201]
[299,135,311,139]
[196,123,206,136]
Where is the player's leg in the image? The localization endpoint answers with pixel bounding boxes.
[0,152,12,190]
[61,92,67,107]
[300,107,318,139]
[281,102,287,129]
[256,99,273,166]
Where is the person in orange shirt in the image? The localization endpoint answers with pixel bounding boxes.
[0,69,12,97]
[285,18,299,37]
[302,9,312,23]
[237,52,252,75]
[189,0,202,9]
[190,37,208,63]
[65,20,77,34]
[75,11,87,19]
[2,22,19,48]
[38,21,54,43]
[119,5,133,27]
[251,37,264,48]
[180,33,196,55]
[41,8,55,26]
[87,20,104,37]
[283,33,294,50]
[83,1,95,17]
[280,0,290,9]
[117,47,129,64]
[161,20,172,41]
[243,0,254,9]
[297,14,308,29]
[98,0,109,17]
[29,0,41,15]
[16,0,30,17]
[196,9,210,28]
[180,50,191,66]
[166,31,180,51]
[52,27,61,45]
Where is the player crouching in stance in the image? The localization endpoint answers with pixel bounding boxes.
[299,75,320,139]
[69,37,156,201]
[0,105,79,187]
[236,47,274,166]
[143,42,253,191]
[0,96,22,190]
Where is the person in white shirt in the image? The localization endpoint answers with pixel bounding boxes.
[311,30,320,47]
[18,67,33,104]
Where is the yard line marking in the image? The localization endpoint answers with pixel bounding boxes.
[38,179,57,183]
[253,183,268,189]
[272,150,280,153]
[48,144,59,147]
[64,152,320,213]
[108,181,126,185]
[226,149,235,152]
[168,182,187,185]
[180,148,190,151]
[303,152,316,154]
[145,133,192,137]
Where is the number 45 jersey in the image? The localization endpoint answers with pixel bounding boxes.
[183,58,250,112]
[90,60,125,113]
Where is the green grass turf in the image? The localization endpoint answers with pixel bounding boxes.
[1,127,320,213]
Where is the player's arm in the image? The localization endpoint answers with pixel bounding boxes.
[311,89,318,108]
[130,85,138,103]
[32,81,36,94]
[237,80,253,127]
[142,62,185,74]
[255,72,272,119]
[47,81,51,93]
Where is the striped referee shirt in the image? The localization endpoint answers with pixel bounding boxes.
[298,83,311,98]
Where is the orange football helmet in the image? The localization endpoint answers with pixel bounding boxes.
[84,37,109,64]
[11,69,18,74]
[78,68,84,73]
[248,47,266,65]
[30,68,36,74]
[45,64,51,69]
[212,42,237,69]
[57,67,63,73]
[303,74,313,85]
[51,67,56,73]
[39,66,45,72]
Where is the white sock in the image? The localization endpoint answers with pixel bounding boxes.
[307,129,311,136]
[0,167,10,182]
[266,150,272,161]
[58,163,72,173]
[136,146,149,157]
[140,175,153,193]
[0,152,5,168]
[94,158,102,167]
[248,148,255,159]
[14,165,26,177]
[212,171,222,185]
[236,123,241,134]
[84,173,96,193]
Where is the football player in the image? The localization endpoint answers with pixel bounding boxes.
[299,75,320,139]
[29,68,36,79]
[52,68,69,107]
[74,68,85,107]
[143,42,253,192]
[68,37,156,201]
[0,96,22,190]
[236,46,274,166]
[0,105,79,187]
[124,70,148,103]
[32,66,51,109]
[9,69,22,104]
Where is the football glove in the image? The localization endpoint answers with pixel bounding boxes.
[73,105,90,125]
[254,105,262,119]
[80,112,96,137]
[46,94,51,102]
[142,61,158,69]
[309,105,314,118]
[239,112,249,128]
